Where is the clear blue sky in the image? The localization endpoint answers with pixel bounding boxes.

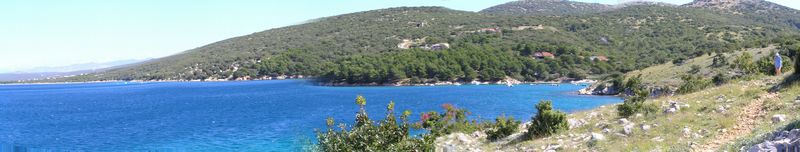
[1,0,798,73]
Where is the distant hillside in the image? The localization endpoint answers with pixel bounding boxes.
[684,0,800,29]
[56,3,800,84]
[479,0,614,15]
[1,59,149,81]
[17,59,149,73]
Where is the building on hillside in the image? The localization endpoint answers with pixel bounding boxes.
[478,27,501,33]
[430,43,450,50]
[533,52,555,59]
[589,55,609,61]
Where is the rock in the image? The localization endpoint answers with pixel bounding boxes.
[749,141,779,152]
[682,127,692,138]
[717,95,726,102]
[635,113,644,118]
[665,107,678,114]
[716,105,727,113]
[623,124,634,135]
[435,133,482,152]
[669,101,681,111]
[602,127,612,133]
[748,129,800,152]
[664,101,682,114]
[471,131,486,139]
[587,112,599,119]
[590,132,605,141]
[641,124,651,131]
[568,118,586,129]
[618,118,630,125]
[772,114,786,123]
[544,144,561,152]
[651,136,664,142]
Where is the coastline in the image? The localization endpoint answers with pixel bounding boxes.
[2,76,613,96]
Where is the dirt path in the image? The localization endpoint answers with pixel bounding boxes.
[695,93,778,152]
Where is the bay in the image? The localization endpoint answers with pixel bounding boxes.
[0,79,620,151]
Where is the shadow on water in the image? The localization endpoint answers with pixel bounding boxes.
[1,143,53,152]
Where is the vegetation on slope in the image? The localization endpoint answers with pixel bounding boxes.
[313,96,570,151]
[56,4,799,84]
[479,0,614,16]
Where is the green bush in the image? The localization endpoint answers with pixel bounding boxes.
[733,53,757,74]
[617,84,651,118]
[689,65,702,73]
[527,100,568,139]
[315,96,431,151]
[712,73,731,86]
[676,75,711,94]
[756,53,795,75]
[712,53,728,67]
[416,103,482,137]
[485,115,521,141]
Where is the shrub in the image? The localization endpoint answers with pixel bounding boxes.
[417,103,481,137]
[617,85,651,118]
[758,54,794,75]
[733,53,757,74]
[689,65,702,74]
[623,74,643,95]
[673,57,687,65]
[315,96,432,151]
[676,75,711,94]
[712,53,728,67]
[527,100,568,139]
[712,73,731,86]
[485,115,521,141]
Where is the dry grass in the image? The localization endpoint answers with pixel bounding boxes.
[464,63,796,152]
[625,46,774,87]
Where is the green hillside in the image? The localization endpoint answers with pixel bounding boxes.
[57,1,800,84]
[479,0,614,15]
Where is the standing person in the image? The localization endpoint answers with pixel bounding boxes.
[775,53,783,76]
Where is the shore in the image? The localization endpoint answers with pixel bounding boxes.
[2,76,606,95]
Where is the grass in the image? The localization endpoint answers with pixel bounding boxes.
[480,75,782,151]
[625,46,774,87]
[450,56,796,151]
[724,75,800,151]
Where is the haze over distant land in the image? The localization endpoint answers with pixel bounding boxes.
[0,58,149,81]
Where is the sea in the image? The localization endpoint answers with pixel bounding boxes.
[0,79,621,151]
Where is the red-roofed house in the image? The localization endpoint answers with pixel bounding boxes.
[533,52,555,59]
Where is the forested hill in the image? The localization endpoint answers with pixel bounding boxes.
[479,0,614,16]
[57,1,800,84]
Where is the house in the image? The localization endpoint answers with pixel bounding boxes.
[533,52,555,59]
[430,43,450,50]
[478,27,501,33]
[589,55,610,61]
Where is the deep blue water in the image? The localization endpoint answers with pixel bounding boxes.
[0,80,620,151]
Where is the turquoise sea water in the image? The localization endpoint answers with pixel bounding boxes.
[0,80,621,151]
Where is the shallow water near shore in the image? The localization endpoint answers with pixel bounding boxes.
[0,79,621,151]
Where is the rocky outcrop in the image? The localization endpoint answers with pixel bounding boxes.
[747,129,800,152]
[435,132,484,152]
[579,82,619,95]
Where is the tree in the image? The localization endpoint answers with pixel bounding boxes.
[527,100,568,139]
[355,95,369,127]
[733,53,757,74]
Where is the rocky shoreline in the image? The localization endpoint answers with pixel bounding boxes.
[7,75,608,96]
[316,77,598,87]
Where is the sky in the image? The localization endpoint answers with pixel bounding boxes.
[1,0,799,73]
